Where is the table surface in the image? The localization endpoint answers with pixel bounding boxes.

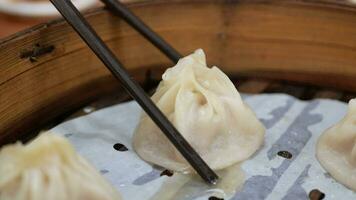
[0,13,46,39]
[0,1,106,40]
[0,0,142,39]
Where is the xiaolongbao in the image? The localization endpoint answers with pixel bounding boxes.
[133,49,265,172]
[0,132,121,200]
[317,98,356,191]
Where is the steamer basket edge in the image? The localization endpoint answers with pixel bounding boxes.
[1,0,356,145]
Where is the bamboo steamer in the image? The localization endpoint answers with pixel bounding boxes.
[1,0,356,145]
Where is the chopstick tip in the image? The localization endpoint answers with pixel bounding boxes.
[208,174,219,185]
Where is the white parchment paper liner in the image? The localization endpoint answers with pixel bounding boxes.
[52,94,356,200]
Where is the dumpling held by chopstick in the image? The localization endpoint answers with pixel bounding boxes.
[133,49,265,172]
[0,132,121,200]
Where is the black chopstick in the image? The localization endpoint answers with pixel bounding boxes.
[49,0,218,185]
[101,0,181,63]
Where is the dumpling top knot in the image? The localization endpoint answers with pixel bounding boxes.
[164,49,205,76]
[133,49,265,172]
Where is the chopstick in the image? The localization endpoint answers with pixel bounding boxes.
[100,0,181,63]
[49,0,218,185]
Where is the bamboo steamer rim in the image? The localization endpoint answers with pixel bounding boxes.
[1,0,356,46]
[1,0,356,145]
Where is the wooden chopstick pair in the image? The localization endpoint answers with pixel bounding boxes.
[49,0,218,184]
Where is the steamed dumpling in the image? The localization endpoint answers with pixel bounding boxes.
[133,49,265,172]
[0,132,121,200]
[317,98,356,191]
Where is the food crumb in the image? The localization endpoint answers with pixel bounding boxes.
[160,169,174,177]
[277,150,293,159]
[113,143,128,151]
[309,189,325,200]
[208,196,224,200]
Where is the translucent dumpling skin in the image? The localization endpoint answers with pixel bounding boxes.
[133,49,265,172]
[317,98,356,191]
[0,133,121,200]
